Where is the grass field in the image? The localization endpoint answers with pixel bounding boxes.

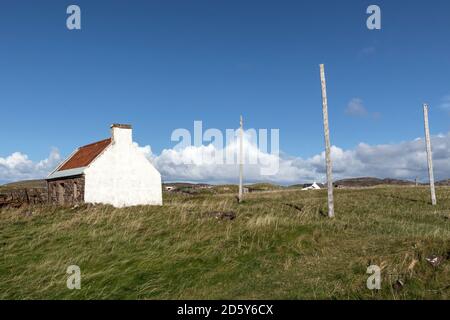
[0,186,449,299]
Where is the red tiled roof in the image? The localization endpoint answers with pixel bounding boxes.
[58,138,111,171]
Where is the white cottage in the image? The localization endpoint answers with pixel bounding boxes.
[47,124,162,207]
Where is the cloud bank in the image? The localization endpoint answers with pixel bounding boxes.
[1,133,449,185]
[0,149,61,184]
[151,132,450,184]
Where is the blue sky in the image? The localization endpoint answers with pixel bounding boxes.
[1,0,450,183]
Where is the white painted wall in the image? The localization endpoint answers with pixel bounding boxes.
[84,127,162,207]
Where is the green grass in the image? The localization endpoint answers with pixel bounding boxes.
[0,179,46,190]
[0,186,449,299]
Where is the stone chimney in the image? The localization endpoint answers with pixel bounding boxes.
[111,124,132,145]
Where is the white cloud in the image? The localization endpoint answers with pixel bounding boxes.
[0,148,61,184]
[345,98,381,119]
[145,132,450,184]
[150,131,283,184]
[2,133,450,185]
[345,98,369,117]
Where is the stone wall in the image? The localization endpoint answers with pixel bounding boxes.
[0,188,47,208]
[47,176,85,205]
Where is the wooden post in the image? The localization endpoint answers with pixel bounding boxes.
[238,115,244,203]
[319,64,335,217]
[423,104,437,206]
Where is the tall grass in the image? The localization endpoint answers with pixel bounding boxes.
[0,186,449,299]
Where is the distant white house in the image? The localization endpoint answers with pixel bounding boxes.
[302,182,321,191]
[47,124,162,207]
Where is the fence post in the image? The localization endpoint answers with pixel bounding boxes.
[238,115,244,203]
[320,64,335,217]
[423,104,437,206]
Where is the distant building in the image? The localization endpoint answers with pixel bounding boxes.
[302,182,321,191]
[46,124,162,207]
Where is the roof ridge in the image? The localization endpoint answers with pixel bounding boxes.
[79,138,111,149]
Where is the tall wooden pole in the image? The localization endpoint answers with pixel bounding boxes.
[319,64,335,217]
[423,104,437,206]
[238,115,244,203]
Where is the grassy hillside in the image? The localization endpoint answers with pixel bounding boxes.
[0,186,449,299]
[0,179,47,190]
[334,177,415,188]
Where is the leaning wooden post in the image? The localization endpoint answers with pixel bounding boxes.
[423,104,437,206]
[319,64,335,217]
[238,115,244,203]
